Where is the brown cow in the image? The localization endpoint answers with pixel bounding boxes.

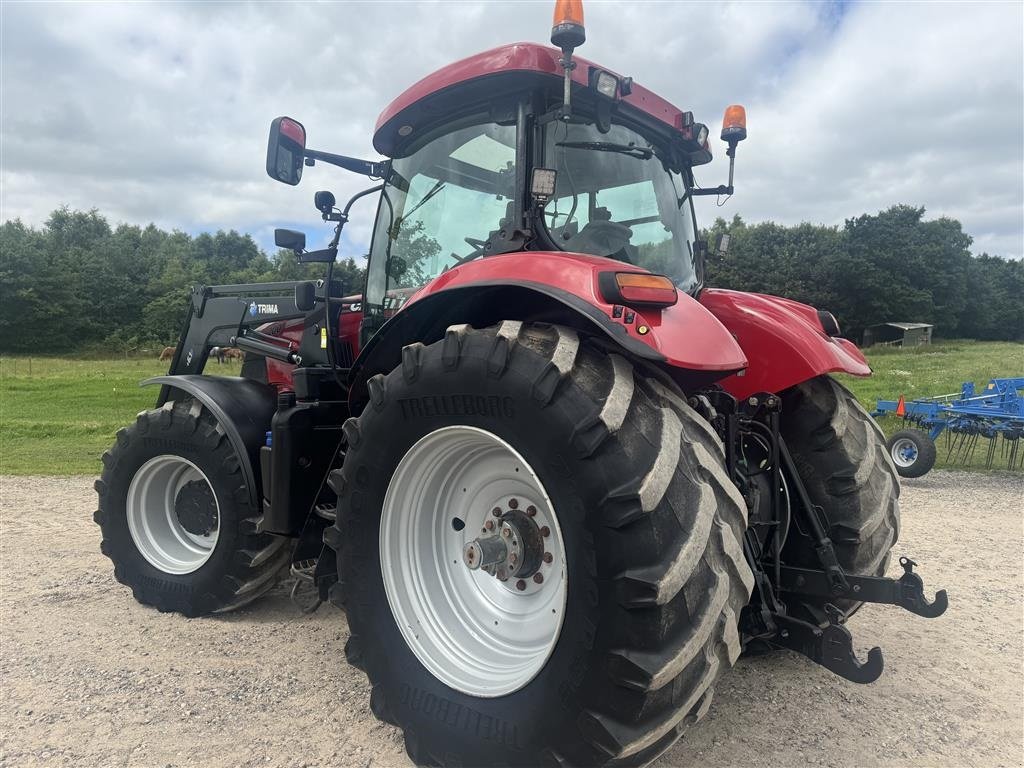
[158,346,176,361]
[222,347,244,361]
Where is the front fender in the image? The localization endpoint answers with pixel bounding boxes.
[143,375,277,507]
[699,289,871,399]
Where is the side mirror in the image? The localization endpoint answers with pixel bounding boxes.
[266,117,306,186]
[274,228,306,252]
[716,232,731,256]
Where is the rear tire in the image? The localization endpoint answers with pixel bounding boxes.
[780,376,901,620]
[330,322,753,767]
[94,400,294,616]
[886,429,937,478]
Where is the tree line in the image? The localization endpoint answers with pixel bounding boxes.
[0,208,365,354]
[0,204,1020,354]
[703,205,1022,341]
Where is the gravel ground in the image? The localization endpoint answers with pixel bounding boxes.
[1,471,1022,768]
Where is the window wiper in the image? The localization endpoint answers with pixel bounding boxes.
[556,141,653,160]
[390,179,446,239]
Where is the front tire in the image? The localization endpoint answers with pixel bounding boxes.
[331,323,753,767]
[94,400,294,616]
[780,376,901,620]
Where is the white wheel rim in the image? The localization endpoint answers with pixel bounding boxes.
[127,455,220,574]
[891,437,919,468]
[380,426,567,698]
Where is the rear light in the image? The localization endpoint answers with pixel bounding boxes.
[600,272,678,307]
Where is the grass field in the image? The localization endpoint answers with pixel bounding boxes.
[1,341,1021,476]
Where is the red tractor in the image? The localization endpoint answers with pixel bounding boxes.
[95,2,946,765]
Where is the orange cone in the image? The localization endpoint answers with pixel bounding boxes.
[896,395,906,417]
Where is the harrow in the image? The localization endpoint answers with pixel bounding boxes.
[874,377,1024,476]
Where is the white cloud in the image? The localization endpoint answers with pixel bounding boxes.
[1,1,1021,258]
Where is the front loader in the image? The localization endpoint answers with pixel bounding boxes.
[95,2,947,765]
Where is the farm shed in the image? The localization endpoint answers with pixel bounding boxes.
[863,322,934,348]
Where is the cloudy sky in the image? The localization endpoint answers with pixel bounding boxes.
[2,1,1022,260]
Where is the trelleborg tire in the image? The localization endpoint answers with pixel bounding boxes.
[94,399,294,616]
[780,375,901,620]
[330,322,753,767]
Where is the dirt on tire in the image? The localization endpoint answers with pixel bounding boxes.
[1,470,1022,767]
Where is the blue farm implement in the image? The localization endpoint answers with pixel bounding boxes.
[873,378,1024,476]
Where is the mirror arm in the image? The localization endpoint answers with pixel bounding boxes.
[304,149,387,179]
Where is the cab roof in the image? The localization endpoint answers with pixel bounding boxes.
[373,42,690,157]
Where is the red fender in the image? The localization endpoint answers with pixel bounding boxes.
[408,251,747,374]
[698,288,871,399]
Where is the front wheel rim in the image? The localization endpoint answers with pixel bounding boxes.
[380,426,567,698]
[126,455,220,574]
[891,437,919,468]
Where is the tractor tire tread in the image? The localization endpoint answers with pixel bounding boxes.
[334,322,752,767]
[95,399,294,616]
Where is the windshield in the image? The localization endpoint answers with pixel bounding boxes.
[541,121,698,291]
[365,122,517,308]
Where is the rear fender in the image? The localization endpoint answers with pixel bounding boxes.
[698,289,871,399]
[143,375,277,507]
[349,281,745,412]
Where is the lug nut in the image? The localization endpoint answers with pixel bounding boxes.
[491,507,502,517]
[516,580,526,591]
[540,526,550,538]
[497,569,508,581]
[508,498,519,509]
[509,553,518,565]
[526,505,537,517]
[543,552,553,564]
[484,520,495,531]
[501,527,511,539]
[533,573,544,584]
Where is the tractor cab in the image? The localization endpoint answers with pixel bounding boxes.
[268,35,748,351]
[363,46,708,319]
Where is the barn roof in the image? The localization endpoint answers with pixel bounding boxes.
[869,322,934,330]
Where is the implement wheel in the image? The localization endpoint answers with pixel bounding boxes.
[330,322,753,767]
[95,400,293,616]
[886,428,937,478]
[780,376,901,621]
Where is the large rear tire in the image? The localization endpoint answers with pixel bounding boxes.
[94,400,294,616]
[329,322,753,767]
[780,376,901,620]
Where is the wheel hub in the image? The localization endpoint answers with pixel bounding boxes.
[175,479,218,536]
[464,507,548,578]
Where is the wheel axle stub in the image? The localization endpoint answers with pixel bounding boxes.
[463,509,545,580]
